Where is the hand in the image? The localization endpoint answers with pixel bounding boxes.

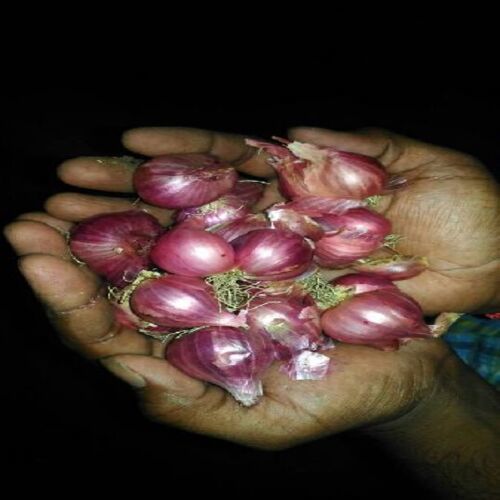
[4,127,499,451]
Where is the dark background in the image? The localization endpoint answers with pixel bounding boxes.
[3,87,499,496]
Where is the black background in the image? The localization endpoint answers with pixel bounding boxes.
[3,87,499,496]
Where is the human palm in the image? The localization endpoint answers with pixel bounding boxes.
[5,126,499,449]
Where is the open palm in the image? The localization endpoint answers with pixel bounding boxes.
[5,126,498,449]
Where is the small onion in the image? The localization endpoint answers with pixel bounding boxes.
[321,289,432,350]
[267,205,324,240]
[246,139,388,200]
[112,301,171,334]
[166,326,275,406]
[232,228,313,281]
[353,254,429,280]
[209,213,269,242]
[314,208,392,267]
[130,275,246,328]
[150,227,235,277]
[282,196,366,217]
[246,293,323,358]
[133,154,237,209]
[230,180,266,206]
[330,273,398,295]
[175,195,251,229]
[69,210,163,287]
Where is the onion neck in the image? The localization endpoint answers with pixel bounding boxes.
[364,352,500,498]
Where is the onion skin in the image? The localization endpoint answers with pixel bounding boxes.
[130,275,246,328]
[230,180,266,206]
[330,273,398,295]
[232,228,313,281]
[175,195,251,229]
[246,293,323,358]
[246,139,388,200]
[353,255,429,280]
[150,227,235,277]
[133,154,237,209]
[267,205,324,241]
[166,326,275,406]
[314,209,392,267]
[69,210,163,287]
[321,289,432,350]
[209,213,269,242]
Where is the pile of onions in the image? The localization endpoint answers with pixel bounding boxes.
[68,136,438,406]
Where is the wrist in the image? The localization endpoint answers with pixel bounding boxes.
[365,353,500,498]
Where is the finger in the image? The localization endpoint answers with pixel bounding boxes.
[4,221,72,259]
[57,156,138,192]
[16,212,74,233]
[122,127,275,178]
[45,193,173,225]
[100,354,271,447]
[253,179,285,211]
[18,254,150,359]
[288,127,413,172]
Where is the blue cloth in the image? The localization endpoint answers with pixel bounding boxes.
[443,314,500,389]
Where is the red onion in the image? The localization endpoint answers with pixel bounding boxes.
[314,208,391,267]
[209,213,269,242]
[175,195,251,229]
[130,275,246,328]
[112,301,171,334]
[69,210,163,287]
[166,326,275,406]
[321,289,432,350]
[330,273,398,295]
[246,139,388,200]
[246,293,323,357]
[232,228,313,280]
[230,180,266,206]
[267,205,324,240]
[150,227,235,277]
[353,254,429,280]
[281,196,366,217]
[133,154,237,209]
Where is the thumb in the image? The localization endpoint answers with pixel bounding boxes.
[288,126,407,165]
[100,354,207,399]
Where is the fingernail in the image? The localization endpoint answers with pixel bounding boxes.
[101,358,147,388]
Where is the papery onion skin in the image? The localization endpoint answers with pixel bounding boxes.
[133,154,237,209]
[175,195,251,229]
[321,289,432,350]
[353,255,429,280]
[209,213,269,242]
[246,293,323,358]
[267,205,324,240]
[330,273,398,295]
[130,275,246,328]
[166,326,275,406]
[230,180,266,206]
[282,196,366,217]
[150,227,235,277]
[246,139,388,200]
[314,209,392,267]
[232,228,313,281]
[283,350,331,380]
[69,210,163,287]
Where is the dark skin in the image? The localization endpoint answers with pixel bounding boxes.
[4,127,500,497]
